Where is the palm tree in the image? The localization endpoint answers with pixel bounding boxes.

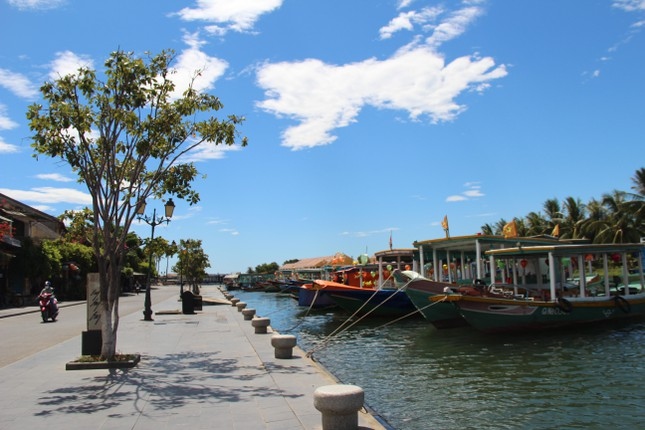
[543,198,564,234]
[579,198,607,242]
[561,196,586,239]
[480,223,495,235]
[630,167,645,196]
[593,191,643,243]
[525,211,548,236]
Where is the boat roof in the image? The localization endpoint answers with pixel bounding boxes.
[412,234,581,254]
[486,242,645,257]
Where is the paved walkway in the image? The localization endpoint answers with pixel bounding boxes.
[0,285,387,429]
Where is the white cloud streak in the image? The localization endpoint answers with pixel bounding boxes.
[0,187,92,205]
[0,69,39,99]
[0,104,19,130]
[0,137,20,153]
[7,0,66,10]
[35,173,74,182]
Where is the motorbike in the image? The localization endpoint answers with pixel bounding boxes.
[38,291,59,322]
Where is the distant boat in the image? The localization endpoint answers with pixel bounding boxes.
[431,243,645,333]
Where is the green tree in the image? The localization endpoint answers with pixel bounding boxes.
[173,239,209,294]
[255,262,279,274]
[27,49,246,359]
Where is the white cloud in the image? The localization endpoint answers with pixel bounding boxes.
[257,47,506,150]
[340,228,395,239]
[613,0,645,12]
[7,0,66,10]
[219,228,239,236]
[169,33,228,99]
[425,6,482,49]
[0,187,92,205]
[0,104,19,130]
[48,51,94,80]
[35,173,74,182]
[0,137,20,153]
[181,139,243,162]
[446,195,467,202]
[380,7,443,40]
[176,0,283,35]
[256,3,505,150]
[446,182,485,202]
[0,69,38,99]
[398,0,415,9]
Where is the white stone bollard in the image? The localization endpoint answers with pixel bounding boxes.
[251,317,270,334]
[235,301,247,312]
[313,384,364,430]
[242,308,256,320]
[271,334,297,359]
[230,297,240,307]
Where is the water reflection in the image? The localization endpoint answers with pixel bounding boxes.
[234,290,645,429]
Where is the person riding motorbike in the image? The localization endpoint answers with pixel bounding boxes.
[38,281,59,322]
[40,280,54,296]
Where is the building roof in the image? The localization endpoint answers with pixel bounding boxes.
[280,252,354,270]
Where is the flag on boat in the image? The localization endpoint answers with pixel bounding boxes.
[441,215,449,231]
[551,224,560,237]
[503,220,518,238]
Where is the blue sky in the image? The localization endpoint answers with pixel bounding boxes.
[1,0,644,274]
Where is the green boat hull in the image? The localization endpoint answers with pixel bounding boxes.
[454,295,645,333]
[404,285,467,328]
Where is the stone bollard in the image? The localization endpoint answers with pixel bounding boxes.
[235,301,247,312]
[242,308,256,321]
[271,334,297,359]
[313,384,364,430]
[251,317,270,334]
[230,297,240,307]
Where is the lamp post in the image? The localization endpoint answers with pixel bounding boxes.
[137,198,175,321]
[178,242,184,299]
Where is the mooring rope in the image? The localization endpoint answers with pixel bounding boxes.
[282,288,320,332]
[306,274,418,358]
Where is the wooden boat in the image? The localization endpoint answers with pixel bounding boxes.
[297,282,337,308]
[403,273,470,328]
[313,279,417,317]
[431,243,645,333]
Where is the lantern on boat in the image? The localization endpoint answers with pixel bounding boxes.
[611,253,621,263]
[561,257,571,266]
[520,259,528,268]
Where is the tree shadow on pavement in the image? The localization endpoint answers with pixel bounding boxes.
[36,350,304,417]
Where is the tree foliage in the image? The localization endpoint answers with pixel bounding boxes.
[27,49,246,359]
[250,262,280,274]
[173,239,209,293]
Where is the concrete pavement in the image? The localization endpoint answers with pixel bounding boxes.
[0,285,388,430]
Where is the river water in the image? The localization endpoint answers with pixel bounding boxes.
[232,289,645,430]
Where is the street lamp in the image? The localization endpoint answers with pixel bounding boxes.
[136,198,175,321]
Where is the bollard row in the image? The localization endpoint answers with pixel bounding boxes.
[220,287,366,429]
